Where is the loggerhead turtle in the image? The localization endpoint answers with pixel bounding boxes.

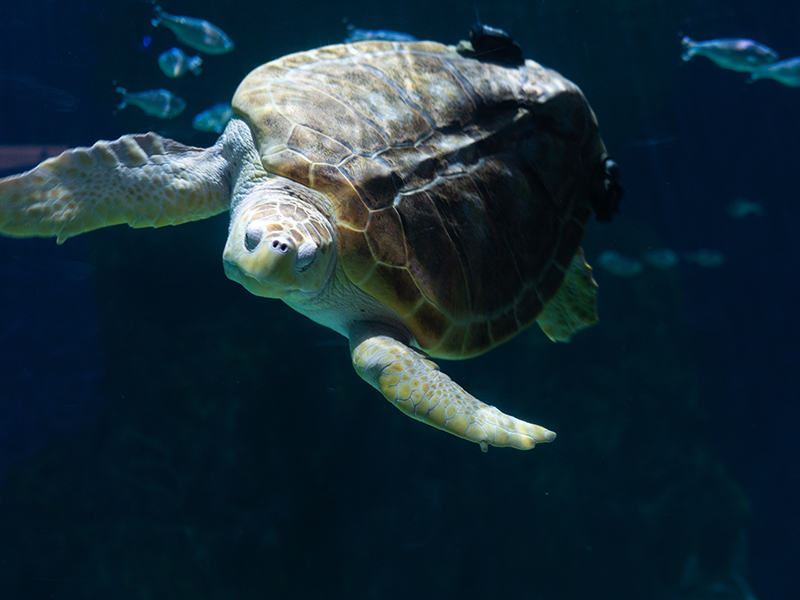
[0,33,622,452]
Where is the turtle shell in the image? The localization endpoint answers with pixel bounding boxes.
[232,41,608,359]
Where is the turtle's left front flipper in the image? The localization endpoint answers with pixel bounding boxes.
[0,132,231,244]
[352,335,556,451]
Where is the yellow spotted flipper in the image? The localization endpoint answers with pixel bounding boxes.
[352,335,556,451]
[0,132,230,244]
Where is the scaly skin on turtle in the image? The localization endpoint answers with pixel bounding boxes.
[0,39,621,452]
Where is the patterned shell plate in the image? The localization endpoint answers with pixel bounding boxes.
[232,41,607,358]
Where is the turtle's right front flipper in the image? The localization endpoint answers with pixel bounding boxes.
[0,132,231,244]
[352,335,556,451]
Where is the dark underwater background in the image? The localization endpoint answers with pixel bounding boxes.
[1,0,798,598]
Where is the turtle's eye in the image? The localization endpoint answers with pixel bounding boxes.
[295,241,318,272]
[243,225,263,252]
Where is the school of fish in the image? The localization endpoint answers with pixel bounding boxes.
[595,32,787,279]
[682,35,800,86]
[116,5,234,125]
[597,195,764,277]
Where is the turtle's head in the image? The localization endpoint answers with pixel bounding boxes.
[223,178,335,300]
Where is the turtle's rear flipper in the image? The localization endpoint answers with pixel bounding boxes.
[0,132,230,244]
[352,334,556,451]
[536,248,599,342]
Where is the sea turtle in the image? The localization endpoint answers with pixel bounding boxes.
[0,34,622,451]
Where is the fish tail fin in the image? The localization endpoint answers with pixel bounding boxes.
[115,86,127,110]
[681,36,696,61]
[188,56,203,75]
[151,5,164,27]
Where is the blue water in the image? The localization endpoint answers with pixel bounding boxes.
[0,236,104,481]
[1,1,798,598]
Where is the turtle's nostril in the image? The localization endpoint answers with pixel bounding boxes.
[243,226,263,252]
[271,239,290,253]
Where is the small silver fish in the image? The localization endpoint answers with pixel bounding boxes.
[115,87,186,119]
[726,197,764,218]
[684,249,726,268]
[344,24,417,43]
[681,36,778,72]
[158,47,203,78]
[151,5,234,55]
[748,57,800,87]
[597,251,644,277]
[642,248,680,269]
[192,103,234,133]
